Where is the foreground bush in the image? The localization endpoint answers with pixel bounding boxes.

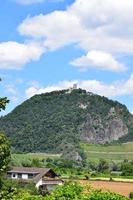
[88,189,129,200]
[0,182,129,200]
[44,182,129,200]
[129,192,133,199]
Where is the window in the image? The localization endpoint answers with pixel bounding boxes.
[18,173,22,179]
[28,174,33,179]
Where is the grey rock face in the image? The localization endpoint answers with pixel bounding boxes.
[80,111,128,144]
[105,118,128,141]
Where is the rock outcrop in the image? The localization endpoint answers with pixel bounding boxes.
[81,108,128,144]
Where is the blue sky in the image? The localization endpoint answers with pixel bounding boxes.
[0,0,133,115]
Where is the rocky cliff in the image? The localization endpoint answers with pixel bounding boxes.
[81,108,128,144]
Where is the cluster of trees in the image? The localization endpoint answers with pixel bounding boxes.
[0,88,132,159]
[121,161,133,176]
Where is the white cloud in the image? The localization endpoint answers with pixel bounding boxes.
[25,74,133,98]
[26,80,75,98]
[71,51,126,72]
[19,11,83,51]
[18,0,133,53]
[14,0,64,5]
[0,41,44,69]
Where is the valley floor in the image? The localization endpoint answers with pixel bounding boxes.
[80,180,133,197]
[81,142,133,162]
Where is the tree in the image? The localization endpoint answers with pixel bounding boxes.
[0,132,10,174]
[0,79,10,186]
[97,159,109,173]
[121,162,133,176]
[0,97,9,111]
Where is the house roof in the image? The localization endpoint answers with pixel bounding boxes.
[7,167,57,184]
[8,167,50,174]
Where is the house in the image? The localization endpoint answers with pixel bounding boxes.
[7,167,64,190]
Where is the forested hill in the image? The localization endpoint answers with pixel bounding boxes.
[0,89,133,155]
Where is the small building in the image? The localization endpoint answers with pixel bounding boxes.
[73,84,78,90]
[7,167,63,190]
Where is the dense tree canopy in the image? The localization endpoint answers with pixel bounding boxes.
[0,89,132,158]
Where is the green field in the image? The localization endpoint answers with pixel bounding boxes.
[11,153,61,166]
[81,142,133,163]
[11,142,133,166]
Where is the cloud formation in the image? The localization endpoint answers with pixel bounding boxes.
[25,74,133,98]
[0,41,44,69]
[18,0,133,53]
[71,51,126,72]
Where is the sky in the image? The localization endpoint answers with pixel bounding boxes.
[0,0,133,115]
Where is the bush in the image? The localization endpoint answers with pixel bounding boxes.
[121,162,133,176]
[129,192,133,199]
[1,182,129,200]
[88,189,129,200]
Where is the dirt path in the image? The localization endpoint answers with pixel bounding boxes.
[80,180,133,197]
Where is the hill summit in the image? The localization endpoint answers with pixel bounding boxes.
[0,89,133,154]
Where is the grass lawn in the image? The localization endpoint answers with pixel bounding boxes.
[81,142,133,163]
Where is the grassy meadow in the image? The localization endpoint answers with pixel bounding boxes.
[81,142,133,163]
[11,153,61,166]
[11,142,133,166]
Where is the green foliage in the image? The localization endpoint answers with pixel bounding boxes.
[87,189,128,200]
[0,89,132,161]
[129,192,133,199]
[97,159,109,173]
[44,182,84,200]
[121,162,133,176]
[2,178,38,195]
[0,132,10,178]
[0,97,9,111]
[0,81,10,188]
[31,158,43,167]
[81,142,133,164]
[0,182,129,200]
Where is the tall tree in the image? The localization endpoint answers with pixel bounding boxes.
[0,133,10,174]
[0,79,10,185]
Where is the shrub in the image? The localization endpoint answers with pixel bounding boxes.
[1,182,129,200]
[129,192,133,199]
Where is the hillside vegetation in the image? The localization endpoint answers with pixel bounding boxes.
[0,89,133,159]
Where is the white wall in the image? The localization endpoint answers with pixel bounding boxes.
[11,173,29,180]
[36,179,42,189]
[22,174,28,179]
[11,173,18,179]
